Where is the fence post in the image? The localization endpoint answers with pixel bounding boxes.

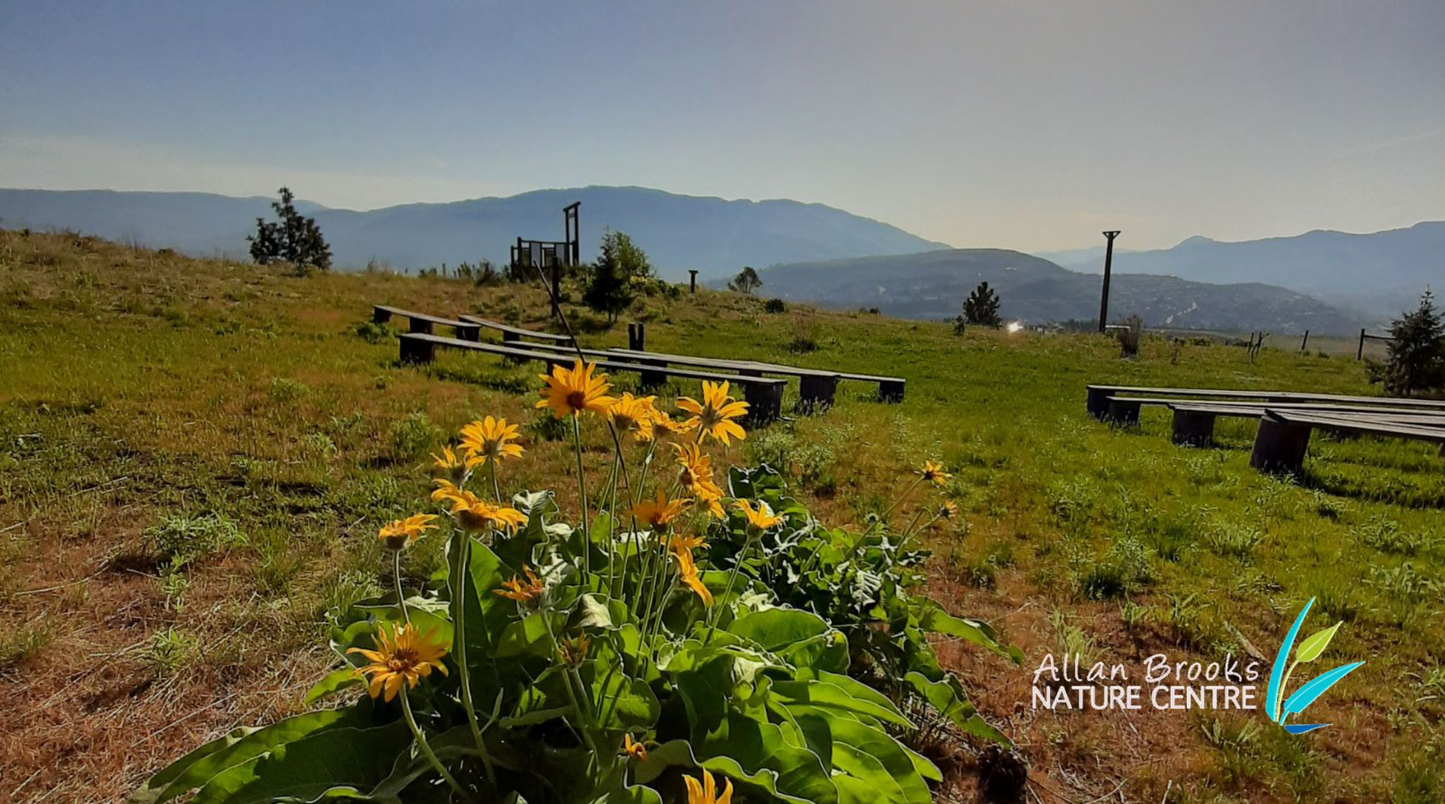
[1299,330,1309,352]
[1357,328,1366,361]
[688,270,699,293]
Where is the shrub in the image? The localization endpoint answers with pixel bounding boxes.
[1384,289,1445,396]
[963,281,1002,329]
[352,320,391,344]
[267,376,309,403]
[763,297,786,313]
[583,229,652,323]
[145,511,244,565]
[248,187,331,274]
[388,411,442,460]
[729,266,762,295]
[138,363,1018,804]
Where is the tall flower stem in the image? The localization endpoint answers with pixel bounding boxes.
[393,551,411,626]
[488,461,502,504]
[571,416,591,580]
[706,531,759,639]
[451,532,496,786]
[541,615,603,773]
[881,475,925,521]
[401,691,472,802]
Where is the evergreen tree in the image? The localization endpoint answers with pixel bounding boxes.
[963,281,1002,328]
[729,266,762,295]
[583,229,652,322]
[1384,289,1445,397]
[248,187,332,273]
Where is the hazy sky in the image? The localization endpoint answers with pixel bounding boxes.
[2,0,1443,251]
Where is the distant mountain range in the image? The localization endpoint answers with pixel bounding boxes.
[760,249,1359,334]
[1042,223,1445,319]
[0,186,945,281]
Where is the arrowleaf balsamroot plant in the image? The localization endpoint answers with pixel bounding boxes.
[132,359,1019,803]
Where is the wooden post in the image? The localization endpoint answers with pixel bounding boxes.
[627,323,646,351]
[409,318,434,335]
[456,323,481,342]
[638,359,668,390]
[688,270,699,293]
[742,380,784,425]
[1106,398,1142,426]
[1357,328,1366,361]
[1249,415,1312,474]
[878,379,905,403]
[1299,330,1309,352]
[1097,230,1121,332]
[1171,409,1216,447]
[1086,386,1114,420]
[399,335,436,365]
[798,374,839,412]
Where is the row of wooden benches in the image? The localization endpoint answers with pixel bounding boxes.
[374,304,905,424]
[1087,384,1445,473]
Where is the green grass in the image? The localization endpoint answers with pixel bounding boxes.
[1,229,1443,802]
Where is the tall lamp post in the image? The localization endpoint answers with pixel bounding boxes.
[1098,230,1121,333]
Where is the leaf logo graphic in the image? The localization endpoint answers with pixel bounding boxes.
[1265,598,1364,734]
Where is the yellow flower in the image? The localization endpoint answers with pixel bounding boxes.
[683,769,733,804]
[347,622,450,703]
[447,490,528,534]
[938,500,959,521]
[430,479,464,505]
[630,489,688,530]
[536,359,615,419]
[623,733,648,762]
[377,513,439,550]
[673,442,726,518]
[459,416,524,464]
[676,381,748,445]
[735,499,783,532]
[559,634,591,666]
[920,460,950,487]
[674,548,713,607]
[668,533,706,558]
[652,411,698,442]
[607,393,658,441]
[494,565,546,605]
[432,445,481,483]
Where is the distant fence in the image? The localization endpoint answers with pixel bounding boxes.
[1357,328,1396,360]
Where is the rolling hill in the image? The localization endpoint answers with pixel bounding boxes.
[0,186,946,280]
[758,249,1359,334]
[1055,223,1445,319]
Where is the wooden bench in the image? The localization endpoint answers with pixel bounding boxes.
[457,315,574,346]
[1089,384,1445,424]
[1250,409,1445,474]
[1105,397,1445,447]
[533,345,845,409]
[373,305,481,341]
[397,333,787,424]
[606,347,905,403]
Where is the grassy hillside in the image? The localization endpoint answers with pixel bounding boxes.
[2,230,1443,804]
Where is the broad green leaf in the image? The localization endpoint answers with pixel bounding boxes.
[303,668,362,705]
[917,604,1022,663]
[129,708,365,804]
[904,671,1010,746]
[825,715,934,804]
[727,608,831,652]
[771,675,912,730]
[574,593,614,630]
[1294,622,1343,663]
[193,722,410,804]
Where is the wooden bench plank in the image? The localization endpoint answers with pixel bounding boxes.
[397,333,786,424]
[373,305,481,341]
[457,315,573,343]
[1250,408,1445,474]
[606,347,904,403]
[1089,384,1445,421]
[1268,410,1445,441]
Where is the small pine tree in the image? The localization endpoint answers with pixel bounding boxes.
[1384,289,1445,397]
[248,187,331,274]
[963,281,1002,328]
[583,229,652,323]
[729,266,762,295]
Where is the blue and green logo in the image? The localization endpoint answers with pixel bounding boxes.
[1265,598,1364,734]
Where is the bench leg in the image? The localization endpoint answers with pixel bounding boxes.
[1086,386,1113,420]
[1171,410,1216,447]
[373,308,392,324]
[500,330,528,364]
[399,337,435,365]
[456,325,480,342]
[798,375,838,413]
[1106,399,1141,426]
[878,379,905,403]
[639,359,668,391]
[1249,417,1312,474]
[409,319,434,335]
[743,382,783,426]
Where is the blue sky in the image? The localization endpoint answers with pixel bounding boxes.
[2,0,1443,251]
